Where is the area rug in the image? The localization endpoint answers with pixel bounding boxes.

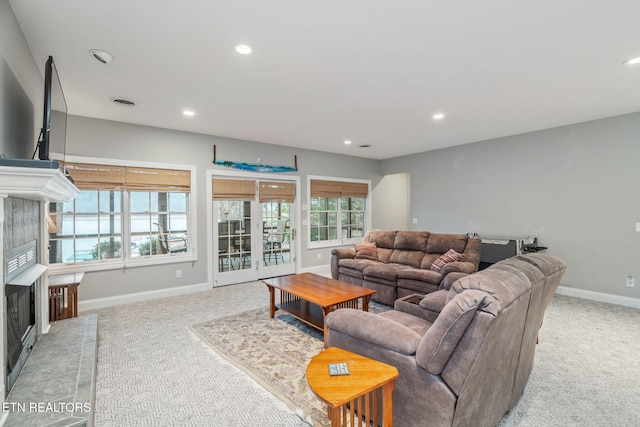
[190,304,388,426]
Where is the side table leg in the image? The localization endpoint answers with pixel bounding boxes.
[327,406,341,427]
[381,381,395,426]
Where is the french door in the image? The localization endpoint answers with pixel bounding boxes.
[212,176,296,286]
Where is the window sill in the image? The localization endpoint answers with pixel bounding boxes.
[307,239,362,250]
[47,252,197,275]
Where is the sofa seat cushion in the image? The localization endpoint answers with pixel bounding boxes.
[363,263,411,284]
[338,258,380,279]
[379,309,433,336]
[397,268,442,285]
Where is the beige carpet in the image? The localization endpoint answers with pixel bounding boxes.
[191,308,328,426]
[89,279,640,426]
[189,293,640,427]
[190,303,390,427]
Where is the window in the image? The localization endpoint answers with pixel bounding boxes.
[49,161,193,270]
[308,178,369,246]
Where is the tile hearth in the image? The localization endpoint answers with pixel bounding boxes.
[5,314,97,427]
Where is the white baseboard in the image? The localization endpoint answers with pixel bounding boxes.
[78,282,211,311]
[300,264,331,276]
[556,285,640,309]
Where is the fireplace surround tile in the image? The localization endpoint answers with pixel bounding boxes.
[4,314,97,426]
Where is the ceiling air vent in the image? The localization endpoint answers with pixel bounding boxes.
[110,97,135,107]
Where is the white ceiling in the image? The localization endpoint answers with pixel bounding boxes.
[9,0,640,160]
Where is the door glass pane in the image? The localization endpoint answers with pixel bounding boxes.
[217,200,252,272]
[262,201,291,266]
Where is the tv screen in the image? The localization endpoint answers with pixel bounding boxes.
[38,56,67,162]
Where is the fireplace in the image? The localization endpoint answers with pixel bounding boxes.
[3,240,45,393]
[0,165,79,404]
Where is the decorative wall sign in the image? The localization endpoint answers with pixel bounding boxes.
[213,145,298,173]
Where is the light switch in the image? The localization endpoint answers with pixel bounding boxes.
[636,222,640,232]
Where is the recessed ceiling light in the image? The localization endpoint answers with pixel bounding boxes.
[433,113,445,120]
[344,140,352,145]
[624,56,640,66]
[183,110,195,117]
[89,49,113,64]
[235,45,252,54]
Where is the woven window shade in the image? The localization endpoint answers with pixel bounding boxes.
[213,178,256,200]
[65,163,126,191]
[64,163,191,192]
[126,167,191,192]
[310,180,368,198]
[340,182,368,198]
[310,180,342,198]
[259,181,295,203]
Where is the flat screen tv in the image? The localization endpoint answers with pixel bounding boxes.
[37,55,67,163]
[0,56,66,169]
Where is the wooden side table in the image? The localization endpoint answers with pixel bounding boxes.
[306,347,399,427]
[48,272,84,321]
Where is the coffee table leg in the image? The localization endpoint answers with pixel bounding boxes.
[267,285,276,318]
[362,295,371,312]
[321,305,336,348]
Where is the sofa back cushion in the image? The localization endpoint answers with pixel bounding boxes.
[394,231,429,251]
[416,289,498,375]
[426,233,469,254]
[365,230,397,263]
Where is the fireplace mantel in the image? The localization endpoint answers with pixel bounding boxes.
[0,165,79,202]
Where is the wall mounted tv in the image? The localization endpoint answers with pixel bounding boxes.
[37,56,67,163]
[0,55,66,169]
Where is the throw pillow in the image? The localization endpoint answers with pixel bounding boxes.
[430,249,463,273]
[355,242,378,261]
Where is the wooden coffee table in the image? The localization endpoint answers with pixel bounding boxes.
[263,273,377,347]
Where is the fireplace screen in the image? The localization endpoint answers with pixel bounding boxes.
[5,285,34,373]
[4,240,42,391]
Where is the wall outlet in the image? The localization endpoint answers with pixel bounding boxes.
[626,275,634,287]
[176,269,182,279]
[412,218,418,224]
[317,253,322,260]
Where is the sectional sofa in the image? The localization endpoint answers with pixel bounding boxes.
[326,253,566,426]
[331,230,482,305]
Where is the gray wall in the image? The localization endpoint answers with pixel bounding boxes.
[0,0,41,159]
[372,173,409,230]
[382,112,640,300]
[65,115,381,300]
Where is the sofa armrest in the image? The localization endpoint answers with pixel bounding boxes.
[418,289,448,313]
[394,293,440,323]
[326,309,421,356]
[440,271,469,290]
[330,247,356,279]
[441,261,477,276]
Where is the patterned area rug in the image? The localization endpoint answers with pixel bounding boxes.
[190,304,388,427]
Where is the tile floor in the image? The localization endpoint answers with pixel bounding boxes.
[4,314,97,427]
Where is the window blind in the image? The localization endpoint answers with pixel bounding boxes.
[213,178,256,200]
[259,181,295,203]
[65,162,191,192]
[310,179,368,198]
